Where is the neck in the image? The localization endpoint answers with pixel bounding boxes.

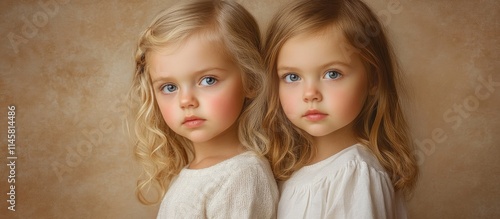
[189,123,245,169]
[309,124,358,164]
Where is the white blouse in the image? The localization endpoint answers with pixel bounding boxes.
[277,144,407,219]
[157,151,279,219]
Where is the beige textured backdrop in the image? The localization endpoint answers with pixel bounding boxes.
[1,0,499,218]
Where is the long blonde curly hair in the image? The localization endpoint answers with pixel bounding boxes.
[263,0,418,197]
[130,0,268,205]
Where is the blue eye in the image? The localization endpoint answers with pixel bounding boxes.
[161,84,177,93]
[324,70,342,80]
[284,74,301,83]
[200,76,217,86]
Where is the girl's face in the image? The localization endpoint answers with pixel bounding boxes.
[149,35,245,144]
[276,28,369,139]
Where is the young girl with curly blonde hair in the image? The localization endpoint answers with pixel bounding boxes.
[130,0,278,218]
[263,0,419,218]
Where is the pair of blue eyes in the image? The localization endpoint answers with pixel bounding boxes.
[283,70,342,82]
[160,76,217,93]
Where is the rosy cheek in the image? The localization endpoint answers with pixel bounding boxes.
[156,100,176,125]
[208,91,244,121]
[279,88,298,116]
[333,90,364,119]
[211,96,231,114]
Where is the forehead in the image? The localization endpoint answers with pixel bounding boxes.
[278,28,353,62]
[147,34,237,78]
[278,26,359,66]
[150,32,229,62]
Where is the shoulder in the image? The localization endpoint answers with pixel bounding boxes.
[327,144,383,168]
[337,144,387,174]
[224,151,275,180]
[283,144,390,187]
[325,144,392,187]
[207,151,279,218]
[231,151,272,168]
[215,151,278,198]
[313,144,389,178]
[174,151,276,186]
[325,146,405,218]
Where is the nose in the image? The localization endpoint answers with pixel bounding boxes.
[303,83,322,102]
[179,89,199,109]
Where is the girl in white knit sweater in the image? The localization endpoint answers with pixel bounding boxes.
[130,0,278,218]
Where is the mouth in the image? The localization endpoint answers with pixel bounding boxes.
[303,109,328,121]
[182,116,205,128]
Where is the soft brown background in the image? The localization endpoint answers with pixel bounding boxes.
[0,0,499,218]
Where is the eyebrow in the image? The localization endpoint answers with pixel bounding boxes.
[277,61,351,73]
[151,67,228,85]
[276,66,299,73]
[151,76,172,86]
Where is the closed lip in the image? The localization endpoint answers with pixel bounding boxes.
[303,109,328,121]
[182,116,205,128]
[183,116,204,124]
[303,109,327,117]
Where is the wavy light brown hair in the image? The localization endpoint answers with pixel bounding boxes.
[263,0,418,197]
[130,0,268,205]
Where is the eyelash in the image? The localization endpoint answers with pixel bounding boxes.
[281,70,343,83]
[158,76,218,94]
[282,73,300,83]
[323,70,342,80]
[199,76,218,86]
[160,84,177,94]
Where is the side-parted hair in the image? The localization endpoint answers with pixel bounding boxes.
[130,0,268,205]
[263,0,418,197]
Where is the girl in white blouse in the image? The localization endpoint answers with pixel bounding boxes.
[263,0,419,218]
[130,0,278,218]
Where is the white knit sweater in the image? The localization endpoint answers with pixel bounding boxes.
[157,151,279,219]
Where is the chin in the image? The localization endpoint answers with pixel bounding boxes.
[307,132,332,137]
[184,132,217,144]
[186,136,212,143]
[301,127,334,137]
